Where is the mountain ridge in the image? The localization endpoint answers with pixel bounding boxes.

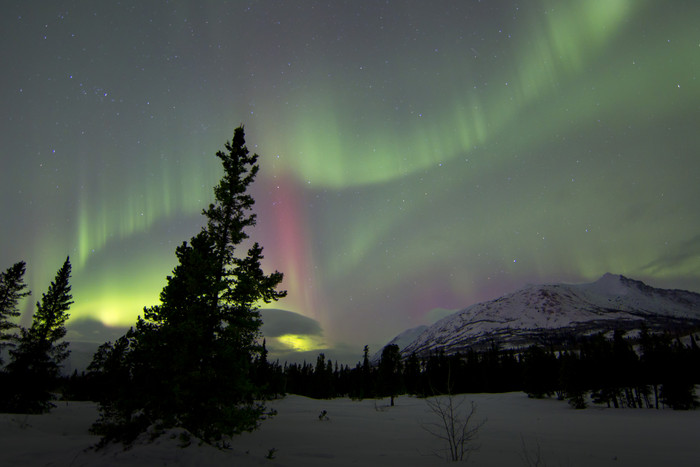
[392,274,700,358]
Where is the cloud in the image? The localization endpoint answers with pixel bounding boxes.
[62,318,130,372]
[640,234,700,275]
[260,308,323,338]
[63,309,341,370]
[66,317,130,344]
[259,309,342,362]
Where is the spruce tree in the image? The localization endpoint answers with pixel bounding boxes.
[360,344,374,398]
[4,257,72,413]
[94,127,285,443]
[559,350,587,409]
[0,261,31,364]
[660,339,699,410]
[403,352,422,395]
[378,344,402,406]
[522,345,557,399]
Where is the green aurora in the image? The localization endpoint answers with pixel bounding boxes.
[1,0,698,360]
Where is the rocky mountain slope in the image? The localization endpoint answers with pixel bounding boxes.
[395,273,700,358]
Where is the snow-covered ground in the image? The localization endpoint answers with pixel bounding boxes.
[1,393,699,466]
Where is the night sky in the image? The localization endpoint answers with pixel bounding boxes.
[2,1,699,363]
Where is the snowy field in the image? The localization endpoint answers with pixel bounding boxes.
[1,392,699,466]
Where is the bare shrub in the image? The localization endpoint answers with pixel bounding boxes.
[519,434,548,467]
[423,394,487,462]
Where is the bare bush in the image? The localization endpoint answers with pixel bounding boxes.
[519,434,548,467]
[423,394,487,462]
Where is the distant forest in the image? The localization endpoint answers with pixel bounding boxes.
[68,325,699,411]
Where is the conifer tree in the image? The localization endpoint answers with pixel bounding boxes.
[313,353,333,398]
[93,127,285,443]
[0,261,31,364]
[378,344,402,406]
[522,345,557,399]
[660,339,699,410]
[359,344,374,398]
[403,352,422,395]
[559,350,586,409]
[4,257,72,413]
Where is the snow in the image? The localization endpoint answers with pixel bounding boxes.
[371,325,429,363]
[399,274,700,356]
[2,394,699,466]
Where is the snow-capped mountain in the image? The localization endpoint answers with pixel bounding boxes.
[396,273,700,358]
[370,325,428,364]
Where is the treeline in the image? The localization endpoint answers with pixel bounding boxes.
[259,344,523,401]
[223,328,699,411]
[523,327,700,410]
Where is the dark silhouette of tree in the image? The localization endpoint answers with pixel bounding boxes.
[358,345,374,398]
[584,333,623,408]
[91,127,285,444]
[639,324,669,409]
[558,350,586,409]
[0,261,31,364]
[378,344,402,406]
[3,257,72,413]
[85,333,134,403]
[403,352,422,395]
[312,353,335,398]
[239,328,698,412]
[251,339,285,398]
[522,345,558,399]
[610,329,646,408]
[660,338,699,410]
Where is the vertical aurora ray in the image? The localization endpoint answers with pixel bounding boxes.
[260,177,324,322]
[1,0,698,356]
[59,132,227,326]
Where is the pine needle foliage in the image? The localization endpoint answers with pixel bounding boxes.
[0,261,31,363]
[92,127,285,444]
[3,257,72,413]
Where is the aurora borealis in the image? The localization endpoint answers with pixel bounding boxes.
[2,1,699,363]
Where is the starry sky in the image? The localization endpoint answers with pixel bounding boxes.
[2,1,699,364]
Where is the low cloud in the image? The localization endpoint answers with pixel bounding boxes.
[260,308,323,338]
[66,318,130,344]
[63,309,337,370]
[640,234,700,275]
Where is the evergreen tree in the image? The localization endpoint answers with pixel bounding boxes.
[378,344,402,406]
[362,345,371,373]
[0,261,31,364]
[660,339,699,410]
[93,127,285,443]
[639,326,671,409]
[358,345,374,399]
[86,334,134,404]
[4,257,72,413]
[403,352,422,395]
[252,339,280,398]
[585,333,621,408]
[310,353,336,398]
[522,345,557,399]
[558,351,587,409]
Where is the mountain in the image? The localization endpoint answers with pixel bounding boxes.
[370,325,428,364]
[394,273,700,358]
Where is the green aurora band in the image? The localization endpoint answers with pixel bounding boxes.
[1,0,698,354]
